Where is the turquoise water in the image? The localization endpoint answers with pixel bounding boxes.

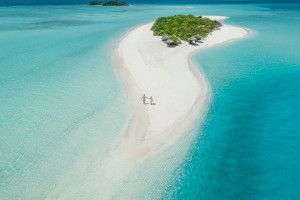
[164,4,300,199]
[0,4,299,199]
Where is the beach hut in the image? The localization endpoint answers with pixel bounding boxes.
[194,34,202,41]
[165,39,175,46]
[162,35,171,41]
[188,36,197,45]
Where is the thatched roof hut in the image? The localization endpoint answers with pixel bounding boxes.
[162,35,171,41]
[194,34,202,40]
[188,36,197,41]
[165,39,175,46]
[188,36,197,45]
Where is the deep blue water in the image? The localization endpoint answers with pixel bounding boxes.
[0,3,299,200]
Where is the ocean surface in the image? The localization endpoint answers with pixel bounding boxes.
[0,3,299,200]
[1,0,300,7]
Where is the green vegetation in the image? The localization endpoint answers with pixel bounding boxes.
[89,1,128,6]
[151,15,222,44]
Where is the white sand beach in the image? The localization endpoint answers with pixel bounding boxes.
[114,16,249,160]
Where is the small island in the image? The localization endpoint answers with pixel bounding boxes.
[151,15,222,46]
[89,0,128,6]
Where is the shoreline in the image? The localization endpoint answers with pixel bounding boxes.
[113,16,249,160]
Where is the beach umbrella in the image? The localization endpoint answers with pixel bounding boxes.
[162,35,171,41]
[165,39,175,46]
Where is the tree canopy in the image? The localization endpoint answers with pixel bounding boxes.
[151,15,222,44]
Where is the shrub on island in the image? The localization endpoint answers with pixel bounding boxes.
[89,1,128,6]
[151,14,222,45]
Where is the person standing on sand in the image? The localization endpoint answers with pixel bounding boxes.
[142,94,147,104]
[149,96,154,105]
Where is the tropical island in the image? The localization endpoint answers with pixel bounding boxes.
[151,15,222,45]
[89,0,128,6]
[114,15,248,161]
